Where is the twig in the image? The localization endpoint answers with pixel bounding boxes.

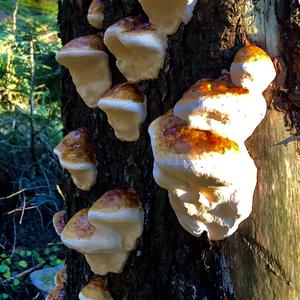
[19,196,26,224]
[0,186,49,200]
[2,259,49,284]
[5,205,38,215]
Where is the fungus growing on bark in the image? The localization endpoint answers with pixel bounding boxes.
[98,82,147,141]
[55,34,111,108]
[104,17,167,82]
[53,210,66,237]
[79,276,113,300]
[138,0,197,35]
[60,208,128,275]
[148,112,257,240]
[87,0,104,29]
[54,128,98,191]
[54,267,67,288]
[173,78,267,142]
[230,40,276,92]
[88,188,144,250]
[45,287,65,300]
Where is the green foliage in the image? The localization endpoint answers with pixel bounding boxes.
[0,243,65,298]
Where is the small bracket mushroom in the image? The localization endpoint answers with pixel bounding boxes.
[56,33,111,108]
[138,0,198,35]
[54,128,98,191]
[98,82,147,141]
[53,210,66,237]
[60,189,144,275]
[79,276,113,300]
[87,0,105,29]
[104,17,167,82]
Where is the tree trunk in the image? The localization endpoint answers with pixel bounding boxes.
[57,1,300,299]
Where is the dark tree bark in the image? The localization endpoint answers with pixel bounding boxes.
[57,1,300,299]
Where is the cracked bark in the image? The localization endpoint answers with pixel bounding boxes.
[57,0,300,299]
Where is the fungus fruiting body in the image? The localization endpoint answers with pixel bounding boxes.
[53,211,66,237]
[87,0,104,29]
[54,267,67,288]
[55,34,111,108]
[138,0,197,35]
[230,41,276,92]
[60,190,144,275]
[148,112,257,240]
[98,83,147,141]
[45,287,65,300]
[88,189,144,250]
[173,78,267,142]
[79,277,113,300]
[54,128,98,191]
[104,17,167,82]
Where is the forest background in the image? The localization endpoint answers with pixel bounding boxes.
[0,0,64,299]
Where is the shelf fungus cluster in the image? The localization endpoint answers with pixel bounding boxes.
[54,128,97,191]
[45,267,66,300]
[55,33,111,108]
[60,189,144,275]
[98,82,147,141]
[149,43,276,240]
[79,276,113,300]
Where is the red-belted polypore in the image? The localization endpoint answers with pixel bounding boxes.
[98,82,147,141]
[54,128,98,191]
[55,34,111,108]
[79,276,113,300]
[104,17,167,82]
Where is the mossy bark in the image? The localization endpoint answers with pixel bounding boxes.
[57,1,300,299]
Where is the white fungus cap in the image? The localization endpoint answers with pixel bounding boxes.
[78,276,113,300]
[104,17,167,82]
[88,189,144,251]
[98,82,147,141]
[56,34,112,108]
[53,128,98,191]
[148,112,257,240]
[61,209,122,254]
[230,40,276,93]
[173,78,267,142]
[87,0,105,29]
[138,0,198,35]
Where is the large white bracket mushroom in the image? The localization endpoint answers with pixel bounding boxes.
[138,0,197,35]
[149,44,276,240]
[54,128,98,191]
[173,77,267,142]
[87,0,104,29]
[60,189,144,275]
[79,276,113,300]
[56,33,111,108]
[104,17,167,82]
[98,82,147,141]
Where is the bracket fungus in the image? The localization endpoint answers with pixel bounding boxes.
[54,128,98,191]
[138,0,197,35]
[55,34,111,108]
[87,0,104,29]
[230,40,276,93]
[53,210,66,237]
[61,190,144,276]
[45,287,65,300]
[54,267,67,288]
[173,78,267,142]
[104,17,167,82]
[79,276,113,300]
[149,112,257,240]
[98,82,147,141]
[88,189,144,251]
